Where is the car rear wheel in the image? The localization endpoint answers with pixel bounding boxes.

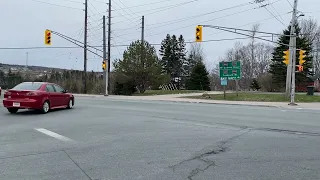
[41,101,50,114]
[7,108,18,114]
[67,99,73,109]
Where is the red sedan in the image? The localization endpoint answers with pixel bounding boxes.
[3,82,74,114]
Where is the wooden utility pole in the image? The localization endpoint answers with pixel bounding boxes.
[84,0,88,93]
[141,16,144,45]
[289,0,298,105]
[107,0,111,94]
[103,15,108,96]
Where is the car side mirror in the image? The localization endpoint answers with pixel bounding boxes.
[63,90,68,93]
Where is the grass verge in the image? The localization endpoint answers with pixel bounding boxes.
[186,93,320,102]
[133,90,203,96]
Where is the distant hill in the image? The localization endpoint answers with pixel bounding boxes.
[0,63,68,72]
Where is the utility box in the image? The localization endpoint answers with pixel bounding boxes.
[307,86,315,96]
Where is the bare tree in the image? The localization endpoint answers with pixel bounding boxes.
[300,18,320,78]
[184,43,206,76]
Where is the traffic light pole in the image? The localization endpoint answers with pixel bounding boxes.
[103,15,108,96]
[289,0,298,105]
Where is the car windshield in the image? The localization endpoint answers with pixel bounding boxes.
[12,82,42,90]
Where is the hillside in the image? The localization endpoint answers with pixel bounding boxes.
[0,63,70,73]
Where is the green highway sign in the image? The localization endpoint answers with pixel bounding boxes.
[219,61,241,69]
[219,61,241,80]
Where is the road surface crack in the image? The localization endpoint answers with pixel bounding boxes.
[0,148,73,160]
[254,128,320,136]
[63,150,94,180]
[170,130,250,180]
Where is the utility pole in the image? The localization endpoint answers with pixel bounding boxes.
[83,0,88,94]
[289,0,298,105]
[141,16,145,45]
[103,15,108,96]
[107,0,111,94]
[141,16,145,91]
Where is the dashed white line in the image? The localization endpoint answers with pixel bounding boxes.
[35,128,73,142]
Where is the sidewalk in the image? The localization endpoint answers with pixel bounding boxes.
[74,93,320,110]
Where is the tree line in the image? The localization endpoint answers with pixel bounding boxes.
[0,68,105,94]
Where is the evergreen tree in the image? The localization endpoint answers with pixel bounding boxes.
[159,34,172,75]
[186,61,210,91]
[269,24,313,90]
[159,34,186,88]
[177,35,187,88]
[113,40,164,93]
[250,79,261,91]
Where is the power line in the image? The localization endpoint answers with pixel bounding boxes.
[116,0,139,16]
[113,0,202,18]
[61,0,83,4]
[116,0,282,43]
[286,0,294,8]
[112,0,139,22]
[30,0,83,10]
[203,11,291,39]
[0,36,277,50]
[267,0,286,22]
[113,0,173,10]
[145,6,260,38]
[256,0,286,26]
[91,0,108,4]
[115,1,256,39]
[145,1,253,28]
[112,0,199,24]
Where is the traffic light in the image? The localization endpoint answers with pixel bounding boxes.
[296,65,303,72]
[283,50,290,65]
[102,60,107,71]
[44,29,52,45]
[299,49,306,65]
[195,25,202,42]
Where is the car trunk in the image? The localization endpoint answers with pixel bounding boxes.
[7,90,33,99]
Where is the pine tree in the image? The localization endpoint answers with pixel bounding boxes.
[177,35,187,88]
[159,34,186,88]
[269,23,313,90]
[250,79,261,91]
[113,40,164,93]
[170,35,180,79]
[159,34,172,75]
[186,61,210,91]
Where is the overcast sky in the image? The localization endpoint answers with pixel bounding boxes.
[1,0,320,72]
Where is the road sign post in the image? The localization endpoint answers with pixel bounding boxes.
[220,77,228,99]
[219,61,241,99]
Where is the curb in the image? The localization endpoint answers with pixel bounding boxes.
[73,94,104,98]
[154,99,279,108]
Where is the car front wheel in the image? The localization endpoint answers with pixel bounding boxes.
[67,98,73,109]
[7,108,18,114]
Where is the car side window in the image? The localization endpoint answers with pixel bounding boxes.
[46,85,55,92]
[53,85,65,93]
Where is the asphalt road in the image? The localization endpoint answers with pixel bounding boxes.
[1,96,320,180]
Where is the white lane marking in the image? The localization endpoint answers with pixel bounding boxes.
[35,128,73,142]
